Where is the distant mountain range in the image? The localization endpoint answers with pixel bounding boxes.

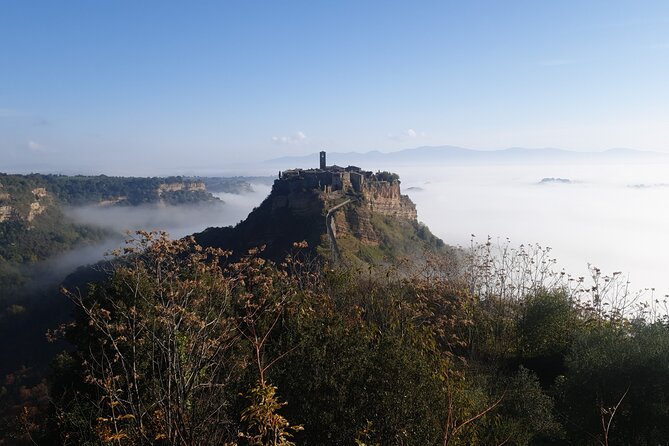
[266,146,667,168]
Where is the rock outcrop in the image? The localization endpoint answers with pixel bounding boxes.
[194,160,447,267]
[194,184,327,262]
[0,184,11,222]
[32,187,48,199]
[25,188,50,222]
[0,186,52,224]
[362,181,417,220]
[0,205,14,223]
[27,202,46,222]
[25,188,51,223]
[157,181,206,195]
[97,196,129,207]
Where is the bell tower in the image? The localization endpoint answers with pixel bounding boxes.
[319,150,326,170]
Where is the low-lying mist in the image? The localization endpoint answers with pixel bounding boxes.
[60,183,273,271]
[37,165,669,300]
[3,185,275,375]
[396,162,669,297]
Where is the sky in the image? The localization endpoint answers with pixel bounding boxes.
[2,0,669,174]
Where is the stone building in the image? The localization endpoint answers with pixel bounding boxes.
[274,151,417,220]
[277,151,376,194]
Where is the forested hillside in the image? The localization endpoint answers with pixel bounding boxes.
[196,176,274,194]
[3,232,668,445]
[0,173,220,207]
[0,173,221,311]
[0,173,244,391]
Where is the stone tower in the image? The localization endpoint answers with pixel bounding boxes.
[320,151,326,170]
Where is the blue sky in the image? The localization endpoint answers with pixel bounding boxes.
[2,1,669,174]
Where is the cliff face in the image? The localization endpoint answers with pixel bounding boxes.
[328,192,446,266]
[27,188,49,222]
[362,181,417,220]
[195,173,447,267]
[0,186,52,225]
[0,182,13,222]
[157,181,206,194]
[194,182,326,262]
[333,205,378,245]
[0,206,13,223]
[271,180,324,218]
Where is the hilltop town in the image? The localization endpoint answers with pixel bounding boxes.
[276,151,417,220]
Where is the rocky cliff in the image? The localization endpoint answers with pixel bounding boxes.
[157,181,206,194]
[329,195,445,267]
[194,172,448,267]
[0,206,14,223]
[195,184,326,262]
[0,186,52,225]
[361,181,417,220]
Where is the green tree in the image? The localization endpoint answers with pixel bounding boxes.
[58,231,242,444]
[556,321,669,445]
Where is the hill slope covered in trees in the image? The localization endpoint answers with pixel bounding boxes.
[4,232,668,445]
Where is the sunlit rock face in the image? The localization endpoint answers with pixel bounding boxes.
[361,181,417,220]
[0,205,13,222]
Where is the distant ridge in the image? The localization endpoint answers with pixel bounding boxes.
[266,146,666,167]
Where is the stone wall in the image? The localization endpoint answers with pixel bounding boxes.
[350,172,364,192]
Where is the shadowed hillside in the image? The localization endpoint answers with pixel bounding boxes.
[195,156,453,266]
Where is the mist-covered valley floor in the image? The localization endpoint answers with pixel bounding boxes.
[0,183,273,376]
[397,162,669,298]
[57,183,273,271]
[60,163,668,299]
[9,161,667,324]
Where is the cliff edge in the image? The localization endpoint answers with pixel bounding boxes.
[195,153,450,266]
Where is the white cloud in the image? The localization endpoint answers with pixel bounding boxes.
[272,131,307,144]
[388,128,426,142]
[27,140,45,152]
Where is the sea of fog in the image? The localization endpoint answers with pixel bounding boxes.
[395,163,669,297]
[58,184,273,272]
[68,184,271,239]
[62,164,669,298]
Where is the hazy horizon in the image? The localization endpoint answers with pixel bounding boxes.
[4,144,669,177]
[4,1,669,174]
